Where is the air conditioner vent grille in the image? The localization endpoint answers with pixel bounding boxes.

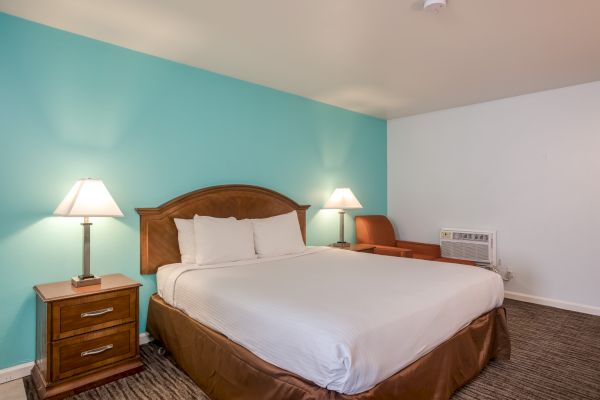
[440,229,496,264]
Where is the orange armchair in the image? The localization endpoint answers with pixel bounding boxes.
[355,215,475,266]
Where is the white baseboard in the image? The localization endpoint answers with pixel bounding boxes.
[139,332,153,345]
[0,332,153,384]
[505,290,600,316]
[0,362,34,384]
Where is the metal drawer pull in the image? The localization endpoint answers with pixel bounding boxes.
[81,344,113,357]
[81,307,113,318]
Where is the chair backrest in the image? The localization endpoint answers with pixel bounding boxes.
[355,215,397,246]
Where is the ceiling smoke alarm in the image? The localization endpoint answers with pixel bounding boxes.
[424,0,446,12]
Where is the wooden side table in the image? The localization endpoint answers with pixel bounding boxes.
[330,244,376,253]
[32,274,143,399]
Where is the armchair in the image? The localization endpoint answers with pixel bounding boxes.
[355,215,475,266]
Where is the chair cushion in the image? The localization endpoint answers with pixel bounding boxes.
[355,215,396,246]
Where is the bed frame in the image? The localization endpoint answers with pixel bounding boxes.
[137,184,511,400]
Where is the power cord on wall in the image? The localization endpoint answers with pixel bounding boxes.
[477,259,513,281]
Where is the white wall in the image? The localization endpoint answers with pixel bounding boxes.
[388,82,600,311]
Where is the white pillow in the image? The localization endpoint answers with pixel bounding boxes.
[252,211,306,257]
[174,218,196,263]
[193,215,257,265]
[174,216,236,263]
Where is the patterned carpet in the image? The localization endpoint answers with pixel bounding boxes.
[24,299,600,399]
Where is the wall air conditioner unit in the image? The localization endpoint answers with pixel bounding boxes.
[440,229,496,266]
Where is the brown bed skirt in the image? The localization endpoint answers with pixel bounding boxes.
[147,294,510,400]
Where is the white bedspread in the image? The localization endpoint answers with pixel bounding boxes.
[156,247,504,395]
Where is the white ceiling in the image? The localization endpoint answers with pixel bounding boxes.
[2,0,600,119]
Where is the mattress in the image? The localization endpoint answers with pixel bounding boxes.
[156,247,504,395]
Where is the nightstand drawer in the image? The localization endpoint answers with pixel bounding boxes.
[52,288,136,340]
[52,323,137,381]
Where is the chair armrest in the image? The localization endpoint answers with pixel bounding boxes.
[374,246,413,258]
[395,240,441,258]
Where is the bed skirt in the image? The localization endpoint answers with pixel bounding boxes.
[147,294,510,400]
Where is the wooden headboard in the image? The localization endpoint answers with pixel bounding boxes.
[135,184,310,274]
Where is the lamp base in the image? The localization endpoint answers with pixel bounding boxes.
[71,275,102,288]
[331,241,351,248]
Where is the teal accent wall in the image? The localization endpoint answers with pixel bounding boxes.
[0,13,386,369]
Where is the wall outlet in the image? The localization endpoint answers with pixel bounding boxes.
[497,259,513,281]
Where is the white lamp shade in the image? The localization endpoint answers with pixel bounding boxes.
[54,179,124,217]
[324,188,363,210]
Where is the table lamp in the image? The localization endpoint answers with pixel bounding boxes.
[324,188,363,247]
[54,178,123,287]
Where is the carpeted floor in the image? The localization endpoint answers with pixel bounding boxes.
[24,299,600,399]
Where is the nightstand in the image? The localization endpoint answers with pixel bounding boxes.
[330,244,376,253]
[31,274,143,399]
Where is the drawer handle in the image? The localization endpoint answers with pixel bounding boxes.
[81,344,113,357]
[81,307,113,318]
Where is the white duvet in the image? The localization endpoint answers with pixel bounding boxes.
[157,247,504,395]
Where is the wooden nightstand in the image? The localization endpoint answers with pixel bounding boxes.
[32,274,143,399]
[330,244,376,253]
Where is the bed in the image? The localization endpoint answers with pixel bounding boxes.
[137,184,510,400]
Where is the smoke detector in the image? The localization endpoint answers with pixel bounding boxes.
[424,0,446,13]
